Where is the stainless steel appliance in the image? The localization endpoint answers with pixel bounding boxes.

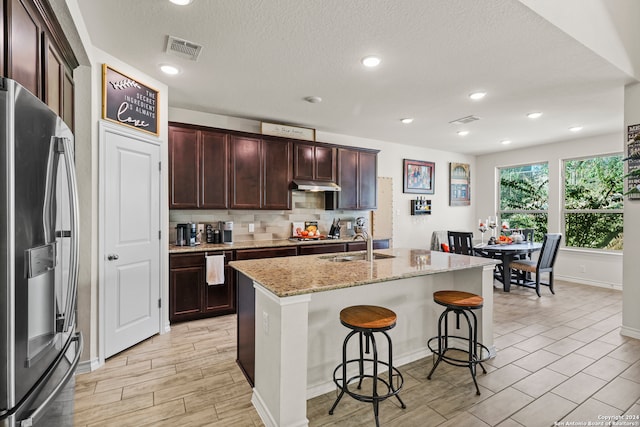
[1,78,82,427]
[176,223,197,246]
[219,221,233,244]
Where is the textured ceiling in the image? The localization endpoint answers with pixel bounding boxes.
[77,0,633,154]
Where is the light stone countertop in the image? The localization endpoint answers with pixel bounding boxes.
[229,248,500,298]
[168,237,380,254]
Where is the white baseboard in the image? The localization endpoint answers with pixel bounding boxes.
[252,389,309,427]
[556,274,622,291]
[76,357,101,374]
[621,325,640,340]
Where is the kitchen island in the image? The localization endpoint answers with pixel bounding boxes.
[230,248,499,427]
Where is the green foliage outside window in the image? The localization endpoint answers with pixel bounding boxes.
[499,163,549,241]
[564,155,623,250]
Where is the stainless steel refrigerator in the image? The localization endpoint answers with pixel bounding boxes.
[1,78,82,427]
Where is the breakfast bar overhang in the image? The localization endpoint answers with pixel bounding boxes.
[230,248,499,427]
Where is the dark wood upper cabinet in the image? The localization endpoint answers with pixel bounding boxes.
[1,0,5,77]
[229,136,292,210]
[200,130,229,209]
[293,143,335,182]
[169,124,230,209]
[230,135,262,209]
[44,35,62,116]
[262,138,292,210]
[169,126,200,208]
[358,150,378,209]
[326,147,378,210]
[4,0,78,125]
[62,71,73,129]
[9,0,41,97]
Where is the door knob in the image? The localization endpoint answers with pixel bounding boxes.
[107,254,119,261]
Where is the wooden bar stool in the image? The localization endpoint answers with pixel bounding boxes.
[427,290,490,395]
[329,305,406,426]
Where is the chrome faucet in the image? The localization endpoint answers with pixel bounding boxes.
[353,229,373,261]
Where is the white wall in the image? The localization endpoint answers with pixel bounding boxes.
[169,107,477,249]
[623,82,640,339]
[476,132,624,289]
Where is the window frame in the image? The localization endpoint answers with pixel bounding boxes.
[497,161,549,239]
[561,152,623,252]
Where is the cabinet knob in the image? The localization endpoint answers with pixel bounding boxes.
[107,254,119,261]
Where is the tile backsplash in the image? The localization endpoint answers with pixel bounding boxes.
[169,191,371,243]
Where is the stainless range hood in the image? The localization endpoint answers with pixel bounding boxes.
[292,179,341,192]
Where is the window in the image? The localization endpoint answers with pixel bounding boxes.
[563,154,623,250]
[498,163,548,241]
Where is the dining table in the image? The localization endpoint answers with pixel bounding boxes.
[474,242,543,291]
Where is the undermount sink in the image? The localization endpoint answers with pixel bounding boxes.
[320,252,396,262]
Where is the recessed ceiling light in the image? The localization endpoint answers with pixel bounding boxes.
[527,112,543,119]
[457,130,469,136]
[469,91,486,100]
[361,56,381,68]
[400,118,413,124]
[169,0,193,5]
[160,64,180,75]
[501,140,512,145]
[304,96,322,104]
[569,126,583,132]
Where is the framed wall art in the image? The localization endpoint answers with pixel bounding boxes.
[449,162,470,206]
[403,159,435,194]
[102,64,159,136]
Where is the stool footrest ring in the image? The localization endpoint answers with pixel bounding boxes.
[332,359,404,403]
[427,336,491,367]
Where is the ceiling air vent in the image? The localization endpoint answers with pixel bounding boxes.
[166,35,203,61]
[449,115,480,125]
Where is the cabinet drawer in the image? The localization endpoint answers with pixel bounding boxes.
[298,243,346,255]
[170,253,204,268]
[236,247,298,260]
[204,250,233,265]
[347,242,366,252]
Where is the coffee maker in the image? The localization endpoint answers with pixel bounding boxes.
[176,223,197,246]
[219,221,233,244]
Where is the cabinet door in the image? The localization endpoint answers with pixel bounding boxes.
[315,146,336,182]
[170,266,204,322]
[62,71,74,130]
[230,135,262,209]
[336,148,359,209]
[358,151,377,209]
[204,251,235,315]
[293,143,315,181]
[1,0,4,77]
[43,35,62,116]
[263,138,292,210]
[169,126,200,208]
[200,130,229,209]
[9,0,41,96]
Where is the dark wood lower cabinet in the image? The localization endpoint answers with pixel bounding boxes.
[169,251,234,323]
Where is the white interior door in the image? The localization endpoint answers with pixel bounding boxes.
[101,123,161,358]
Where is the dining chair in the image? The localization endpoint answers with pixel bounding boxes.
[509,233,562,297]
[447,231,475,255]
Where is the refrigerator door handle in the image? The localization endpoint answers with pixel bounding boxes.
[59,137,80,334]
[19,332,83,427]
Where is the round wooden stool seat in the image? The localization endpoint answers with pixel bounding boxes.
[433,290,483,310]
[340,305,397,331]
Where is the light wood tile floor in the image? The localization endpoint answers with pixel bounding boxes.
[75,280,640,426]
